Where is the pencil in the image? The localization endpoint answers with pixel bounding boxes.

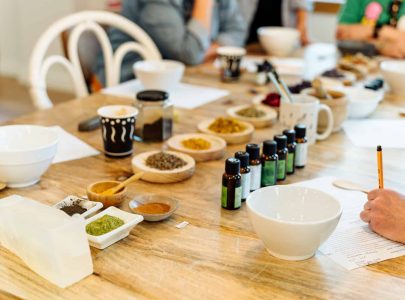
[377,145,384,189]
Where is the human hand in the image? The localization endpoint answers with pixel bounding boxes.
[360,189,405,243]
[377,27,405,58]
[336,24,374,41]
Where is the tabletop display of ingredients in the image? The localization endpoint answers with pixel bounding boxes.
[236,106,266,118]
[86,215,125,236]
[182,138,211,150]
[134,203,171,214]
[59,200,87,216]
[145,152,187,171]
[208,117,246,134]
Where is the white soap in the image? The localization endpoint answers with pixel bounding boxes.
[0,195,93,288]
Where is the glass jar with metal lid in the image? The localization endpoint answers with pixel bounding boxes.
[134,90,173,142]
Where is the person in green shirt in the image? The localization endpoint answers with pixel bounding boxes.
[336,0,405,58]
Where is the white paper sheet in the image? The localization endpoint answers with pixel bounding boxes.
[102,80,230,109]
[294,177,405,270]
[342,120,405,149]
[50,126,100,164]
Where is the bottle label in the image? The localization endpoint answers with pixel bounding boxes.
[221,186,242,209]
[277,159,286,180]
[250,165,262,191]
[241,173,251,200]
[295,143,308,167]
[287,153,295,173]
[261,161,276,186]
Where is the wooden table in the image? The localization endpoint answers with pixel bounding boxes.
[2,65,405,300]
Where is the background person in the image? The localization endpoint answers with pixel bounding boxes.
[94,0,247,86]
[237,0,310,45]
[336,0,405,58]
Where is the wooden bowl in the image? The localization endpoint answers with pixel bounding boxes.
[226,104,277,128]
[131,151,195,183]
[86,181,127,208]
[197,118,254,145]
[167,133,226,162]
[302,88,349,133]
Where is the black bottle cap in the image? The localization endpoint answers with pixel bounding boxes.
[137,90,169,101]
[294,124,306,138]
[282,129,296,144]
[377,145,382,151]
[225,158,240,175]
[274,135,287,150]
[235,151,249,168]
[246,144,260,160]
[262,140,277,155]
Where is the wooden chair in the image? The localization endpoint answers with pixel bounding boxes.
[29,10,161,110]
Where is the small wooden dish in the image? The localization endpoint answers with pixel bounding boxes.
[167,133,226,162]
[86,181,127,208]
[131,150,195,183]
[129,194,179,222]
[197,118,254,145]
[226,104,277,128]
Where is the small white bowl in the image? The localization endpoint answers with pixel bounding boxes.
[381,60,405,96]
[133,60,185,91]
[334,86,384,119]
[85,207,143,250]
[129,194,179,222]
[258,27,299,57]
[247,186,342,261]
[0,125,58,188]
[53,195,103,218]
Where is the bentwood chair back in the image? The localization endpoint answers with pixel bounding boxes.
[29,10,161,110]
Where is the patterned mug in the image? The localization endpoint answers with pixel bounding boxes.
[98,105,138,157]
[279,95,334,145]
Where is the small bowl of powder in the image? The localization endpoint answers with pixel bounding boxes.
[129,194,179,222]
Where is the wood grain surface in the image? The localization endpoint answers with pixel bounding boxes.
[1,65,405,300]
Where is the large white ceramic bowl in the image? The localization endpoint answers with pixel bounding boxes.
[247,186,342,261]
[0,125,58,188]
[257,27,300,57]
[335,86,384,119]
[381,60,405,96]
[133,60,185,91]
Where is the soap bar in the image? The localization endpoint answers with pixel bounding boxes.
[0,195,93,288]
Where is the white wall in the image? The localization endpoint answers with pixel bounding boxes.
[308,12,339,43]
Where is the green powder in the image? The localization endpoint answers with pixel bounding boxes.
[86,214,124,236]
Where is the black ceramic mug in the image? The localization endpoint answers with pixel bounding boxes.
[217,46,246,82]
[97,105,138,157]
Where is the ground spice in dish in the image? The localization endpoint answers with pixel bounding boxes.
[208,117,246,134]
[145,152,187,170]
[236,106,266,118]
[59,200,87,216]
[134,202,171,214]
[182,138,211,150]
[86,215,124,236]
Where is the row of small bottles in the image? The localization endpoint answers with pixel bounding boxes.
[221,124,308,210]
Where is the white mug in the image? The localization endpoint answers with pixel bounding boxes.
[279,95,334,145]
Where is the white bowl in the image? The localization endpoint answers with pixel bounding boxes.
[0,125,58,188]
[335,86,384,119]
[258,27,300,57]
[133,60,185,91]
[381,60,405,96]
[247,186,342,261]
[85,206,143,250]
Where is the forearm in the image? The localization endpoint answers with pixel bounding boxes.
[296,9,307,29]
[192,0,214,31]
[336,24,373,41]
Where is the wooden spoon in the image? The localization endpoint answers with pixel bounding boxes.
[332,179,369,194]
[312,78,332,100]
[101,172,144,196]
[0,182,6,191]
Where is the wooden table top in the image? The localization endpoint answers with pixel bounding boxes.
[2,65,405,300]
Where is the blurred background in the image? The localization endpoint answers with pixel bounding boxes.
[0,0,343,122]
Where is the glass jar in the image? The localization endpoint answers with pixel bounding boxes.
[134,90,173,142]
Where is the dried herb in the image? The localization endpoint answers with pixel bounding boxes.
[59,200,87,216]
[145,152,187,171]
[208,118,246,134]
[236,106,266,118]
[182,138,211,150]
[86,215,124,236]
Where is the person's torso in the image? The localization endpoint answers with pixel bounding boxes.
[355,0,405,25]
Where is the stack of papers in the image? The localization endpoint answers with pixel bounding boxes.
[51,126,100,164]
[295,177,405,270]
[102,80,230,110]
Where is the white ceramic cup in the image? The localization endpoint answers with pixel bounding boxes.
[279,95,334,145]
